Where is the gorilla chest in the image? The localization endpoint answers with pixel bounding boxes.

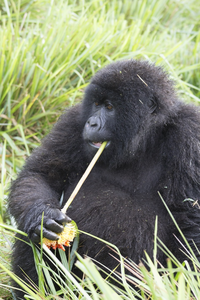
[66,164,166,215]
[65,167,169,260]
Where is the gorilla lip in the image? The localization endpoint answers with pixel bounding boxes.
[89,141,110,148]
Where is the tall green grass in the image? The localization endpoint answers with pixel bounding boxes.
[1,221,200,299]
[0,0,200,298]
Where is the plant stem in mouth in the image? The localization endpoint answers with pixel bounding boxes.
[61,141,107,214]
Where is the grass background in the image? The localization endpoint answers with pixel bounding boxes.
[0,0,200,298]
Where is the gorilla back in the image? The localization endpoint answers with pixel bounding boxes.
[9,60,200,298]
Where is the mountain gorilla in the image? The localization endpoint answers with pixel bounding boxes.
[9,60,200,298]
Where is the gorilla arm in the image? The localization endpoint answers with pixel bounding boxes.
[8,105,85,243]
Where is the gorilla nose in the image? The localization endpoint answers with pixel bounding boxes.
[87,116,101,130]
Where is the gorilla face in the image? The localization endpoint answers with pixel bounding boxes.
[82,86,155,166]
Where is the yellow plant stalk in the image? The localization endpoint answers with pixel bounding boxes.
[43,141,107,251]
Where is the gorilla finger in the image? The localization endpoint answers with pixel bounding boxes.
[54,209,72,225]
[35,225,59,240]
[45,219,64,233]
[31,232,40,243]
[42,228,59,240]
[65,215,72,223]
[34,225,42,236]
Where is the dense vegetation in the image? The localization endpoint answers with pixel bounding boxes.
[0,0,200,299]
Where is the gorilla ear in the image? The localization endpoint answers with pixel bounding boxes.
[148,96,157,114]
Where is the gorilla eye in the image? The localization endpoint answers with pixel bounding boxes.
[94,102,99,106]
[106,103,113,110]
[148,98,157,113]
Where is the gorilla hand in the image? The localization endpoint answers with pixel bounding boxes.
[30,207,71,243]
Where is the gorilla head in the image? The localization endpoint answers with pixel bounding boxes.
[82,60,179,167]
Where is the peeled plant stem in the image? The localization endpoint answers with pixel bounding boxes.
[61,141,107,214]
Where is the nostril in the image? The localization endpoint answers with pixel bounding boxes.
[88,119,97,127]
[87,116,101,129]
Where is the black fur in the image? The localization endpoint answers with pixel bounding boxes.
[9,60,200,298]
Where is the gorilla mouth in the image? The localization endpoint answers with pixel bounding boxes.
[89,141,110,149]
